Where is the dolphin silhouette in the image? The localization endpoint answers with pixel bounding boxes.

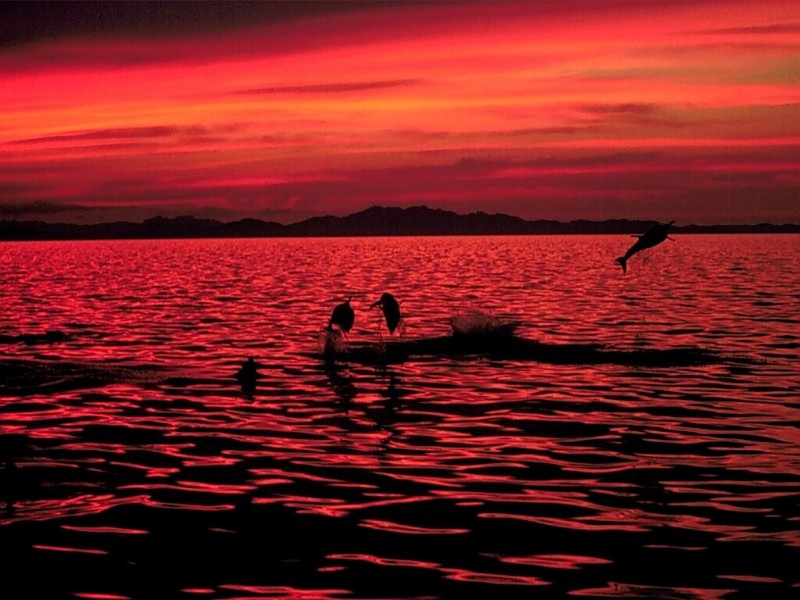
[370,292,402,334]
[616,220,675,274]
[235,356,261,399]
[328,297,355,334]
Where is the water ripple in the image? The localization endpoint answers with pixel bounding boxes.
[1,235,798,599]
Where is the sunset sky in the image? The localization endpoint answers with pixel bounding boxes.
[1,1,798,225]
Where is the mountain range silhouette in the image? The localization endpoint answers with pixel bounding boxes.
[1,205,798,240]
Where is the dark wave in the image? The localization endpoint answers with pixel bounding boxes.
[0,359,168,396]
[0,330,70,345]
[319,334,740,367]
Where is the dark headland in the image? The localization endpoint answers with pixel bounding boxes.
[1,205,798,241]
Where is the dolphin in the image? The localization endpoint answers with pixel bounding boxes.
[370,292,402,334]
[615,220,675,274]
[328,297,355,334]
[235,356,261,399]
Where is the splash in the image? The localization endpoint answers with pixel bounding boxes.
[449,310,519,338]
[318,327,349,357]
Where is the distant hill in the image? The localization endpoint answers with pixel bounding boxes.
[1,205,798,240]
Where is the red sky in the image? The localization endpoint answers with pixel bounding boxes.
[1,1,799,225]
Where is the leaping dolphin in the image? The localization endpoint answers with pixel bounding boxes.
[615,220,675,274]
[328,297,355,334]
[370,292,402,334]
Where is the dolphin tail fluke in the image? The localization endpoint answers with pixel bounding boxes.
[615,256,627,274]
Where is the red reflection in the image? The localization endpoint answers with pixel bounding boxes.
[717,575,783,583]
[32,544,107,555]
[60,525,149,535]
[571,582,735,599]
[217,585,351,598]
[480,512,650,533]
[358,518,468,535]
[327,553,440,570]
[442,569,550,586]
[499,553,612,570]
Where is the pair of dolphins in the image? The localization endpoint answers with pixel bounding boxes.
[328,292,401,336]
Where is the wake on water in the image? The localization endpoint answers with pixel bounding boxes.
[316,309,739,367]
[0,307,744,396]
[0,358,171,396]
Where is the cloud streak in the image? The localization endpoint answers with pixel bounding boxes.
[10,126,208,145]
[0,201,92,217]
[237,79,422,96]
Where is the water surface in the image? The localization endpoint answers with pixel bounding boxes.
[1,235,798,599]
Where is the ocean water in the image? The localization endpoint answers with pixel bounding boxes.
[0,235,798,600]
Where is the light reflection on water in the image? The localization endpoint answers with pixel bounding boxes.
[1,235,799,599]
